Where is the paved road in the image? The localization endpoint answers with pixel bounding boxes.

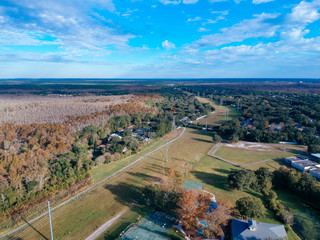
[1,127,186,240]
[85,208,128,240]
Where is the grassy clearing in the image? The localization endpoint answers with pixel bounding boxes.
[194,97,241,126]
[215,146,296,165]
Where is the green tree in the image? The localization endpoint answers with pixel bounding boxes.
[235,197,265,218]
[228,169,257,191]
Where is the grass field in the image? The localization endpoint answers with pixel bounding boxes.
[194,97,241,126]
[213,142,306,168]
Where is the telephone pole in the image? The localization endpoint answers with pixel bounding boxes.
[205,117,208,130]
[172,115,176,131]
[48,201,54,240]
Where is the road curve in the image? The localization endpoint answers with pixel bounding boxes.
[1,127,186,240]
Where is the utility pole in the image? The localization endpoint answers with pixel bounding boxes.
[48,201,54,240]
[172,115,176,131]
[165,139,168,163]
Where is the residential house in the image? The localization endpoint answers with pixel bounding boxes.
[231,219,288,240]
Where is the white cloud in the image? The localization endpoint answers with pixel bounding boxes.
[187,16,202,22]
[252,0,274,4]
[0,0,134,58]
[183,0,199,3]
[288,0,320,24]
[194,13,279,47]
[198,27,210,32]
[158,0,181,5]
[162,40,176,49]
[158,0,198,4]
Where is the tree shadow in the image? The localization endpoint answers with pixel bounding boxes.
[21,217,49,240]
[192,138,213,143]
[127,171,161,183]
[104,182,144,207]
[212,168,232,175]
[190,170,232,192]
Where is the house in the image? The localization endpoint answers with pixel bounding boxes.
[108,133,122,141]
[291,159,320,172]
[231,219,288,240]
[310,167,320,179]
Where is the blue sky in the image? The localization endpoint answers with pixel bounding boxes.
[0,0,319,78]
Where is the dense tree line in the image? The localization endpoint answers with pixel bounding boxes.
[179,85,320,150]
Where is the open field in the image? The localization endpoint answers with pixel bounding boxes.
[214,141,305,166]
[194,97,241,126]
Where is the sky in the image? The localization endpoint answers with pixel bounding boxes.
[0,0,319,78]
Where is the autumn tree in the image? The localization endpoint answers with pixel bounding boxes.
[202,200,232,238]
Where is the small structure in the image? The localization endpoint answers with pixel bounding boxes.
[231,219,288,240]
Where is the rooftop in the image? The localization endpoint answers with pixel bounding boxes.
[232,219,288,240]
[311,153,320,159]
[310,167,320,174]
[182,180,206,191]
[292,160,319,168]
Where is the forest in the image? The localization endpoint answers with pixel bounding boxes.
[0,91,213,225]
[179,84,320,152]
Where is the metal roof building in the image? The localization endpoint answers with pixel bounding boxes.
[231,219,288,240]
